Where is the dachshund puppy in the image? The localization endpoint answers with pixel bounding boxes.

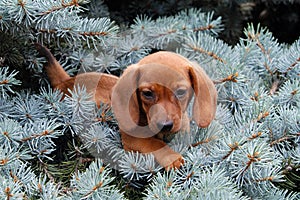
[111,52,217,169]
[36,44,217,170]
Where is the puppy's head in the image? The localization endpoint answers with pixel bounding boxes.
[111,51,217,138]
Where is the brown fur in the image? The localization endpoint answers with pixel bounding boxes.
[36,44,217,170]
[35,43,118,105]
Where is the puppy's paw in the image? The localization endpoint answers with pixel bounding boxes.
[163,153,185,171]
[152,145,185,170]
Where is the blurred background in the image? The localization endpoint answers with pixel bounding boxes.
[104,0,300,45]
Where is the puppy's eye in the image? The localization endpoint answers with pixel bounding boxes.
[141,90,155,100]
[175,88,187,99]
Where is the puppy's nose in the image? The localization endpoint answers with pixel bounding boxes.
[158,120,173,132]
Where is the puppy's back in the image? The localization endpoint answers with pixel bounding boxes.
[35,43,119,105]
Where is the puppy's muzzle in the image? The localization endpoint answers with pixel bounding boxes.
[157,120,174,132]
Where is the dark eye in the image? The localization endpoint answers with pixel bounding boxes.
[175,88,187,99]
[141,90,155,100]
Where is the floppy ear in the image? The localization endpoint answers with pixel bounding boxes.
[111,64,140,132]
[189,62,217,128]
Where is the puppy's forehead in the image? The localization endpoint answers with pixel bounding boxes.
[138,51,191,69]
[138,64,190,86]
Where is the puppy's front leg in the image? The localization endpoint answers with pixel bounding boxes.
[120,131,184,170]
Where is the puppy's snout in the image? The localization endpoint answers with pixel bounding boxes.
[157,120,174,132]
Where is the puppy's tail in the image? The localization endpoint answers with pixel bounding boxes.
[35,43,70,87]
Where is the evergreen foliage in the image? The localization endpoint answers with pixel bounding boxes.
[0,0,299,199]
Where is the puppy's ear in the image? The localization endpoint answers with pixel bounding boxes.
[111,64,140,132]
[189,63,217,127]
